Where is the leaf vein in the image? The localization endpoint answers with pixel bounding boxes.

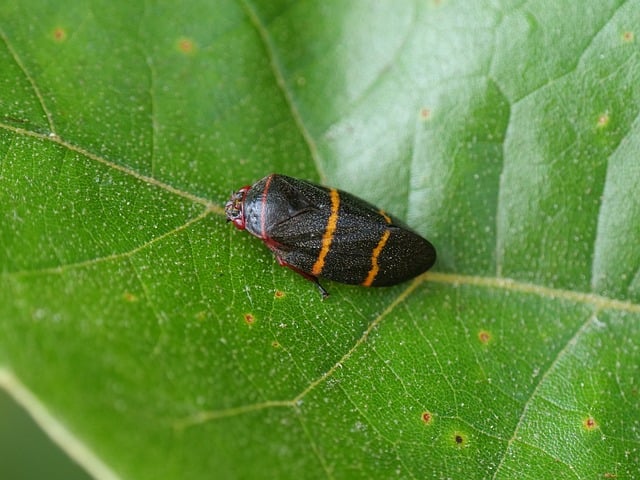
[0,29,56,134]
[2,208,213,277]
[175,271,639,429]
[491,311,598,479]
[239,0,325,181]
[0,122,217,208]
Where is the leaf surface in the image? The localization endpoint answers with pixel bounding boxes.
[1,1,639,478]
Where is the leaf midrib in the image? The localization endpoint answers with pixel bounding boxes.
[3,124,638,310]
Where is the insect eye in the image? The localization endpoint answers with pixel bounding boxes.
[225,188,250,230]
[224,197,241,222]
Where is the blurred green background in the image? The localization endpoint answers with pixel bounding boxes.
[0,388,90,480]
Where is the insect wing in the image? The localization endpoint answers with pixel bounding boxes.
[267,184,435,286]
[321,193,434,285]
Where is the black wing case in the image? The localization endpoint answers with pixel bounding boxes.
[322,190,436,286]
[259,176,333,276]
[265,177,436,286]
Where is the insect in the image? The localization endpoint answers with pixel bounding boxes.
[225,174,436,297]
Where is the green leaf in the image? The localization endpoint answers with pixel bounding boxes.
[2,1,639,478]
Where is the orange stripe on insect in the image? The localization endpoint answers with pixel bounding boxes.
[379,210,392,224]
[362,229,391,286]
[312,189,340,275]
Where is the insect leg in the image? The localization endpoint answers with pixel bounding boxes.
[275,255,329,298]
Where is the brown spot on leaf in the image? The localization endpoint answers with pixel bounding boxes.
[452,431,468,447]
[177,37,196,55]
[52,27,67,42]
[478,330,491,344]
[596,112,610,128]
[421,411,432,424]
[583,416,598,431]
[122,292,138,302]
[244,313,255,325]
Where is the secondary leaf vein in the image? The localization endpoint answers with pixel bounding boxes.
[0,29,57,134]
[240,0,325,181]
